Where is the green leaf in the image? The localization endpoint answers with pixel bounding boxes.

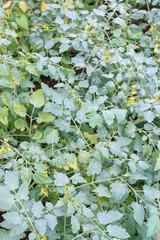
[29,89,45,108]
[21,167,32,184]
[3,212,22,225]
[107,225,130,239]
[0,229,22,240]
[29,233,36,240]
[88,112,103,128]
[71,173,87,184]
[144,111,154,123]
[131,202,144,225]
[59,43,70,53]
[93,8,105,16]
[146,216,160,237]
[103,110,115,125]
[46,129,59,144]
[83,206,94,218]
[10,222,28,237]
[71,215,80,234]
[17,182,29,200]
[143,185,160,200]
[32,201,44,218]
[14,118,26,131]
[11,68,22,85]
[25,65,39,76]
[110,181,129,202]
[54,172,69,187]
[15,14,28,30]
[98,210,123,225]
[0,186,15,210]
[5,171,19,191]
[37,112,55,123]
[93,184,111,198]
[100,147,109,159]
[87,159,102,176]
[45,214,57,231]
[113,17,126,27]
[34,219,47,236]
[13,104,26,117]
[116,109,127,124]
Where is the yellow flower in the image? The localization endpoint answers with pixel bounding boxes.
[41,188,48,197]
[61,139,67,144]
[103,56,111,63]
[7,147,11,152]
[64,185,73,195]
[80,102,85,106]
[131,85,136,89]
[41,236,46,240]
[43,24,48,30]
[63,3,68,11]
[154,96,159,100]
[128,97,135,103]
[6,10,11,17]
[85,24,89,31]
[22,76,25,79]
[0,155,1,158]
[150,25,154,31]
[33,23,37,28]
[41,2,48,10]
[4,138,8,142]
[131,90,136,95]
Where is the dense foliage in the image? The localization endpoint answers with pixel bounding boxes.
[0,0,160,239]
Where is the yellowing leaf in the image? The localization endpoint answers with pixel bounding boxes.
[41,2,48,10]
[0,107,8,125]
[13,104,27,117]
[14,118,26,131]
[1,92,9,106]
[33,131,42,140]
[3,1,11,9]
[37,112,55,123]
[68,159,78,170]
[19,1,27,13]
[29,90,45,108]
[155,156,160,171]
